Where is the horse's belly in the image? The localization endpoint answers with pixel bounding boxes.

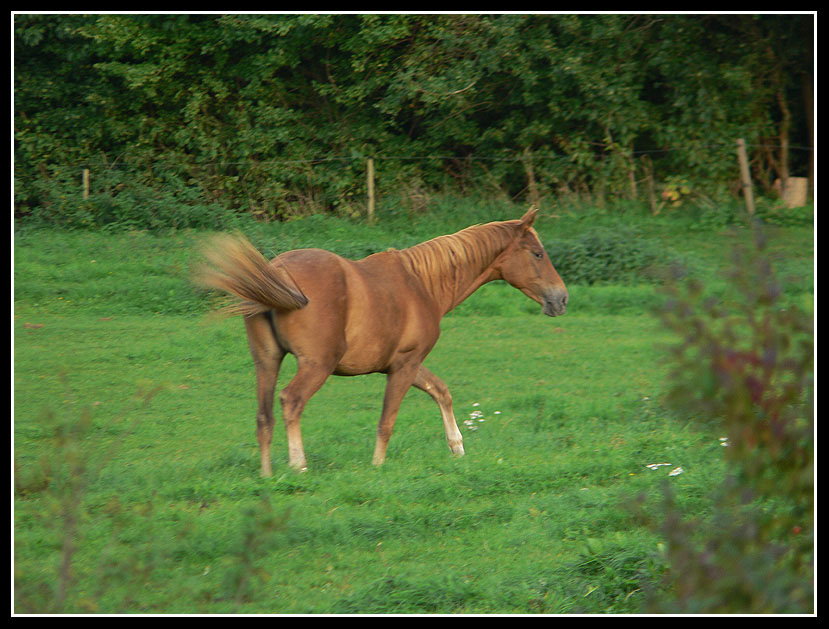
[336,323,404,374]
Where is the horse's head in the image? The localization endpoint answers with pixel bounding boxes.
[497,208,568,317]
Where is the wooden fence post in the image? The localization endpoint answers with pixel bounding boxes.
[736,138,755,216]
[367,157,375,221]
[642,155,658,215]
[522,147,540,208]
[82,168,90,200]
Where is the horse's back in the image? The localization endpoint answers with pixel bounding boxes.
[269,248,441,374]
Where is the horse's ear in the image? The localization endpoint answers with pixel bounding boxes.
[519,206,539,231]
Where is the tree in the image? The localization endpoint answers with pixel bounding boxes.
[14,13,815,227]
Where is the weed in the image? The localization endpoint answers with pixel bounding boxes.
[648,226,814,613]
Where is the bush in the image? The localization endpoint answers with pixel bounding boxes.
[755,201,814,228]
[648,226,814,613]
[18,165,239,233]
[544,226,667,285]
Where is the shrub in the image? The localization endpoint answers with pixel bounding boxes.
[755,201,814,228]
[18,164,239,233]
[648,226,814,613]
[544,226,667,285]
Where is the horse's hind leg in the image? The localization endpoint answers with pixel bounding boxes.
[244,313,284,478]
[279,358,333,471]
[413,365,465,457]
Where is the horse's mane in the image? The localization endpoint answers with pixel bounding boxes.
[394,220,521,311]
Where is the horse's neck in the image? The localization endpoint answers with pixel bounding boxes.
[399,222,517,316]
[448,262,499,311]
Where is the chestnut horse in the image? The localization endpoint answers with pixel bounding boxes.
[197,208,567,475]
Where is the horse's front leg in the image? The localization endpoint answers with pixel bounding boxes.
[372,363,421,466]
[412,365,464,457]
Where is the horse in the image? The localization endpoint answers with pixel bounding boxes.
[196,207,567,476]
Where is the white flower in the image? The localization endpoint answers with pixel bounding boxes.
[668,466,684,477]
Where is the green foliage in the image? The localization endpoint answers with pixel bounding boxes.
[219,496,292,607]
[754,200,815,228]
[651,227,814,613]
[13,374,163,613]
[19,159,239,232]
[14,14,813,225]
[562,538,658,613]
[545,226,667,285]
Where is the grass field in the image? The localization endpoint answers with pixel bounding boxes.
[13,200,814,614]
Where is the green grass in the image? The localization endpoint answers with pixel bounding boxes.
[13,200,814,614]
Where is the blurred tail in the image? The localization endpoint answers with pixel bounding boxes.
[195,233,308,316]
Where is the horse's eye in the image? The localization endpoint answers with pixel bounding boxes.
[533,250,544,260]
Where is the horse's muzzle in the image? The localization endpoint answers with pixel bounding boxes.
[542,288,568,317]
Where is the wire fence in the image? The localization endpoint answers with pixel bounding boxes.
[14,141,811,173]
[15,140,813,219]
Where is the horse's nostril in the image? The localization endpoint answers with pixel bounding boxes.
[556,291,568,313]
[542,289,568,317]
